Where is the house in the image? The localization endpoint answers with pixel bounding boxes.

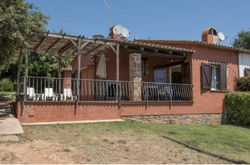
[16,27,250,124]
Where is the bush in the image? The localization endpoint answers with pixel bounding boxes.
[225,92,250,127]
[0,78,14,91]
[235,77,250,91]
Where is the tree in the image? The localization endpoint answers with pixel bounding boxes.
[233,30,250,49]
[0,0,49,65]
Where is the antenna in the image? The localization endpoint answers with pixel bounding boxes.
[218,32,225,41]
[104,0,112,26]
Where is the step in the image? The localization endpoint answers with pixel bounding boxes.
[21,119,125,126]
[0,135,19,142]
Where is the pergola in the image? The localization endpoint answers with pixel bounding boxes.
[20,32,194,101]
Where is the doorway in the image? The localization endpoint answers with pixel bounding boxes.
[169,65,182,83]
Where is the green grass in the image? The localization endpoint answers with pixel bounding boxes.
[20,121,250,163]
[0,91,15,101]
[134,122,250,163]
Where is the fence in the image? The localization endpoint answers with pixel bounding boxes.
[19,76,193,102]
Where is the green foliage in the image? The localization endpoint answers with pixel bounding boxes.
[235,77,250,91]
[0,78,14,91]
[225,92,250,127]
[233,30,250,49]
[0,0,49,65]
[23,52,73,77]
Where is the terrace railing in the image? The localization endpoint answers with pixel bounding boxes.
[19,76,193,102]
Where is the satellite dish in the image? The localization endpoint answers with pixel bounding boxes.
[121,27,130,38]
[112,25,123,35]
[112,24,130,39]
[218,32,225,41]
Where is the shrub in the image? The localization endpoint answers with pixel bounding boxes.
[235,77,250,91]
[0,78,14,91]
[225,92,250,127]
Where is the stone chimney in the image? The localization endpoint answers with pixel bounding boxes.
[109,25,121,40]
[202,28,219,44]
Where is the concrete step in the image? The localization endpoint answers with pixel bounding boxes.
[0,135,19,142]
[0,117,24,135]
[22,119,125,126]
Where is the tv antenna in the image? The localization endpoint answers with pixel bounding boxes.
[104,0,112,26]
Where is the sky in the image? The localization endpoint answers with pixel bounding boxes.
[25,0,250,46]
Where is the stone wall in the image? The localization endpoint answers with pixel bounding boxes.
[129,53,142,101]
[121,113,223,124]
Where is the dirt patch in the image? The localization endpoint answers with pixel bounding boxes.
[0,136,228,163]
[0,122,230,163]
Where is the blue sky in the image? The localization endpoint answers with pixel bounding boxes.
[26,0,250,46]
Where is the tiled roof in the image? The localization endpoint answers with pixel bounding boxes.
[93,37,194,53]
[134,39,250,54]
[29,32,194,55]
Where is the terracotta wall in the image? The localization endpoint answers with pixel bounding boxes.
[190,46,238,114]
[17,102,122,123]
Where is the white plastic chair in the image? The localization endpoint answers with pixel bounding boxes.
[63,88,74,101]
[27,87,37,101]
[42,88,57,101]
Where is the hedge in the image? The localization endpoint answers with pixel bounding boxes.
[235,77,250,91]
[225,92,250,127]
[0,78,14,91]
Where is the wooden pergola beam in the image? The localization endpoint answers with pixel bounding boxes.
[45,38,61,53]
[83,44,103,56]
[57,41,73,54]
[34,31,49,51]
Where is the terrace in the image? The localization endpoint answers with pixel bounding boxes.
[17,32,194,105]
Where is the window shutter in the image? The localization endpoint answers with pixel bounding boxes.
[201,63,211,89]
[220,64,227,91]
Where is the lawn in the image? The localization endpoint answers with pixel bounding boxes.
[0,91,15,101]
[0,121,249,163]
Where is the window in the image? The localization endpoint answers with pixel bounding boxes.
[201,63,227,91]
[244,68,250,77]
[211,65,221,90]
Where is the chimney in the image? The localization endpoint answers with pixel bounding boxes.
[202,28,219,44]
[109,25,121,40]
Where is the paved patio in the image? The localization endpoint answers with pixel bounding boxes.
[0,102,23,141]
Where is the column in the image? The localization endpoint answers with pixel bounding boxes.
[129,53,142,101]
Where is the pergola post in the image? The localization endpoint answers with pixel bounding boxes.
[77,38,82,101]
[16,48,22,97]
[24,43,29,101]
[58,54,62,99]
[116,44,120,101]
[70,38,89,102]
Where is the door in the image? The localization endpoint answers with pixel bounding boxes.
[154,68,166,83]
